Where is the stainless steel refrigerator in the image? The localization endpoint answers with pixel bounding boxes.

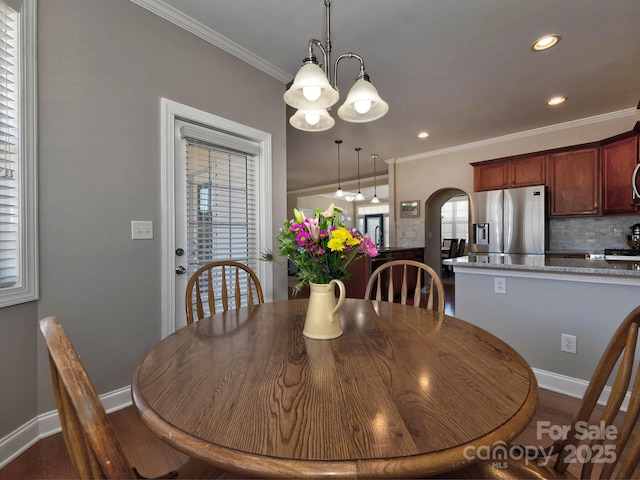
[469,185,546,254]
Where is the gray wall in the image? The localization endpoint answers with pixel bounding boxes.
[0,303,37,435]
[455,271,640,383]
[1,0,288,440]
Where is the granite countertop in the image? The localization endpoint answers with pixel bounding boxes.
[444,253,640,277]
[376,246,424,253]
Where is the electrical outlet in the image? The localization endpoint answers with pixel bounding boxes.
[494,277,507,294]
[131,221,153,240]
[561,334,577,354]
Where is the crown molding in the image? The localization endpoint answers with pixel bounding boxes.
[129,0,291,83]
[396,107,640,164]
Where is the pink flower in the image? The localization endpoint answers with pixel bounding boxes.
[359,234,378,257]
[296,231,310,246]
[306,217,320,242]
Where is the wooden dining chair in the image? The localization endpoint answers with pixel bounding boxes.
[456,238,466,257]
[39,316,240,479]
[185,260,264,324]
[438,304,640,479]
[364,259,445,312]
[442,238,459,277]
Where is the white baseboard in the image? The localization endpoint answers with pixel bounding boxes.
[0,417,40,471]
[0,372,631,469]
[0,386,132,469]
[533,368,630,411]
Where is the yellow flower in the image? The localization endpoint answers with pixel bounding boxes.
[328,228,349,251]
[331,228,349,242]
[346,233,360,246]
[327,237,346,251]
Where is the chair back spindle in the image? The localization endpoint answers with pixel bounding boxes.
[186,260,264,324]
[365,259,445,312]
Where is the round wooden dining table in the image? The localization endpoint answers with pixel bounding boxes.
[132,299,537,479]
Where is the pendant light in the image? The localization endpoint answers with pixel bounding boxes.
[334,139,344,197]
[354,147,364,201]
[370,153,380,204]
[283,0,388,132]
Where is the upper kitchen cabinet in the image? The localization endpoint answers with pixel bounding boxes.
[471,154,546,192]
[508,154,546,188]
[470,123,640,216]
[473,160,507,191]
[472,154,546,191]
[547,147,600,217]
[601,132,639,215]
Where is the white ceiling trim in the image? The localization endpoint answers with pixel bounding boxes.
[129,0,291,83]
[395,108,640,164]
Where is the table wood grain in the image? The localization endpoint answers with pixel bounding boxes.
[132,299,537,478]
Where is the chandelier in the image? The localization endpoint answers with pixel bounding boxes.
[284,0,389,132]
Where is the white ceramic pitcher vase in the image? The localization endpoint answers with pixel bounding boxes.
[303,279,346,340]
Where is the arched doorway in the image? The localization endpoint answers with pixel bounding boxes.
[424,188,469,275]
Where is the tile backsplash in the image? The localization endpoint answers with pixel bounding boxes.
[548,214,640,252]
[394,214,640,253]
[396,220,425,248]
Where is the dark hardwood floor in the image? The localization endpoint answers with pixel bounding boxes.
[0,406,188,480]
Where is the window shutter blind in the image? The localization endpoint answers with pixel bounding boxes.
[180,123,259,312]
[0,2,18,288]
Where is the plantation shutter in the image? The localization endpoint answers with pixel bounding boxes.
[0,2,19,288]
[179,122,259,280]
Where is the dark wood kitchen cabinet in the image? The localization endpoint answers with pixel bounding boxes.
[473,154,545,192]
[547,147,600,217]
[473,160,507,191]
[601,133,639,215]
[508,154,546,188]
[470,122,640,216]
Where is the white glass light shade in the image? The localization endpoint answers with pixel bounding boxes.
[335,187,344,197]
[371,195,380,204]
[337,78,389,123]
[283,63,340,110]
[355,192,364,201]
[345,194,355,202]
[289,109,335,132]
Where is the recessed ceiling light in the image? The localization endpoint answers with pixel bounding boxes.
[417,131,429,139]
[547,96,567,106]
[532,34,561,51]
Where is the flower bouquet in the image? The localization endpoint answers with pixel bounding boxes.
[263,204,378,295]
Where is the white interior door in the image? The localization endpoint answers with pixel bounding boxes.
[161,99,273,338]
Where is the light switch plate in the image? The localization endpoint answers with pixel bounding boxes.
[131,221,153,240]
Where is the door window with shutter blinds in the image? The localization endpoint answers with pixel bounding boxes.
[0,0,36,306]
[180,123,259,313]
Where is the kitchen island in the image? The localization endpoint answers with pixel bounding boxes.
[444,254,640,401]
[343,246,425,297]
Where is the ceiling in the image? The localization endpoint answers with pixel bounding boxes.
[148,0,640,193]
